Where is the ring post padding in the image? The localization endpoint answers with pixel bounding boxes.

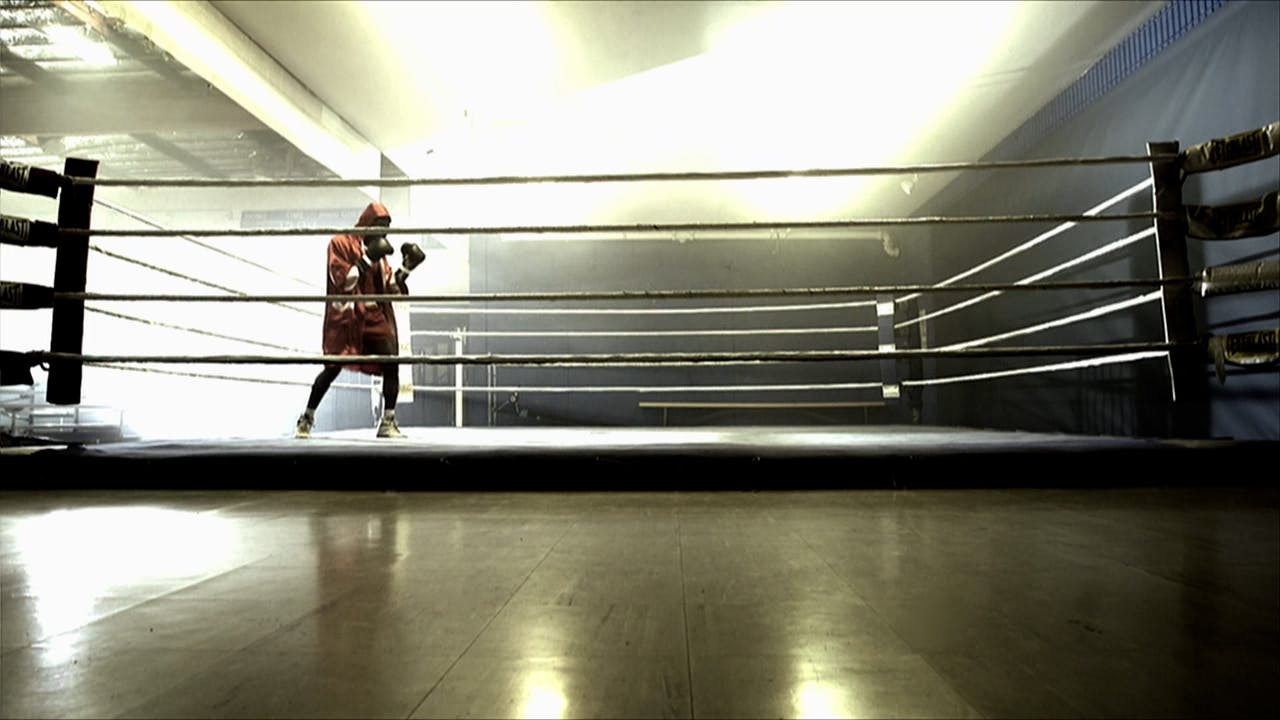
[1148,141,1208,438]
[1181,122,1280,175]
[874,294,902,420]
[0,160,62,199]
[0,216,62,248]
[0,282,55,309]
[1185,191,1280,240]
[47,157,98,405]
[894,295,926,424]
[1200,259,1280,297]
[1207,328,1280,385]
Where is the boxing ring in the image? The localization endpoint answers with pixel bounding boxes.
[2,123,1277,488]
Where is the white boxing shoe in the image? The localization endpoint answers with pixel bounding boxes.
[376,417,404,438]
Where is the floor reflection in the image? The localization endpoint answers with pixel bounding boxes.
[793,678,851,719]
[8,506,234,642]
[518,666,568,719]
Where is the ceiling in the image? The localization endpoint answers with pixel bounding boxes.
[0,0,337,178]
[0,0,1166,222]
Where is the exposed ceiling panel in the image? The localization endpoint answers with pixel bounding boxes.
[0,0,336,179]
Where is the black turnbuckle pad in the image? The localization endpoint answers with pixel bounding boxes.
[0,350,38,386]
[1207,328,1280,384]
[0,215,61,247]
[1182,122,1280,175]
[1186,191,1279,240]
[0,160,63,199]
[0,281,55,310]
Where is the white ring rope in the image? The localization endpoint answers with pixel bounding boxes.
[897,225,1158,329]
[85,306,308,353]
[410,299,877,316]
[85,355,1167,393]
[895,178,1153,307]
[53,178,1174,403]
[410,326,879,339]
[87,363,369,390]
[901,351,1169,387]
[70,153,1178,188]
[408,381,886,394]
[939,291,1163,350]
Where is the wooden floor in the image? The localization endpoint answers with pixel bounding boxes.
[2,486,1276,718]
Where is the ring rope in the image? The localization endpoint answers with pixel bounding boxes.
[417,301,879,315]
[87,363,369,390]
[84,357,1168,393]
[94,198,321,290]
[85,344,1178,394]
[66,152,1181,188]
[410,326,881,339]
[896,227,1159,329]
[90,244,244,296]
[61,212,1167,237]
[403,276,1179,302]
[84,367,886,395]
[901,351,1169,387]
[85,306,308,353]
[938,292,1163,350]
[29,341,1193,367]
[85,356,1174,392]
[387,382,888,394]
[88,245,321,318]
[894,178,1154,306]
[62,276,1194,306]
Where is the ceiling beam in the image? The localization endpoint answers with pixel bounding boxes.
[97,0,381,192]
[0,43,64,86]
[0,75,268,136]
[129,131,225,178]
[54,0,189,84]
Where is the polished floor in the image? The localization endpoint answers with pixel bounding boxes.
[1,487,1276,719]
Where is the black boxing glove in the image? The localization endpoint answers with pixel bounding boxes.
[355,234,394,275]
[395,242,426,293]
[401,242,425,272]
[364,235,394,261]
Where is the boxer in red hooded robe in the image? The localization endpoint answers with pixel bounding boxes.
[295,202,425,438]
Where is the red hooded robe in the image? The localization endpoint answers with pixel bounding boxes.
[322,202,400,375]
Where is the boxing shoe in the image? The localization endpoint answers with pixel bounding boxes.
[376,416,404,439]
[294,413,313,439]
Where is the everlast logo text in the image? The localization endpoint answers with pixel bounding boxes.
[0,282,20,308]
[1227,329,1280,360]
[0,216,31,244]
[0,161,32,190]
[1205,130,1267,165]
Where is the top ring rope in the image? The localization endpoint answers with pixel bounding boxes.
[57,276,1197,305]
[62,213,1166,238]
[65,153,1182,188]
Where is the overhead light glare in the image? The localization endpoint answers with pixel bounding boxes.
[41,24,118,67]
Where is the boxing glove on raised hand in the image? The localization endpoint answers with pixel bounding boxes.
[354,234,395,276]
[401,242,426,272]
[364,235,394,261]
[395,242,426,293]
